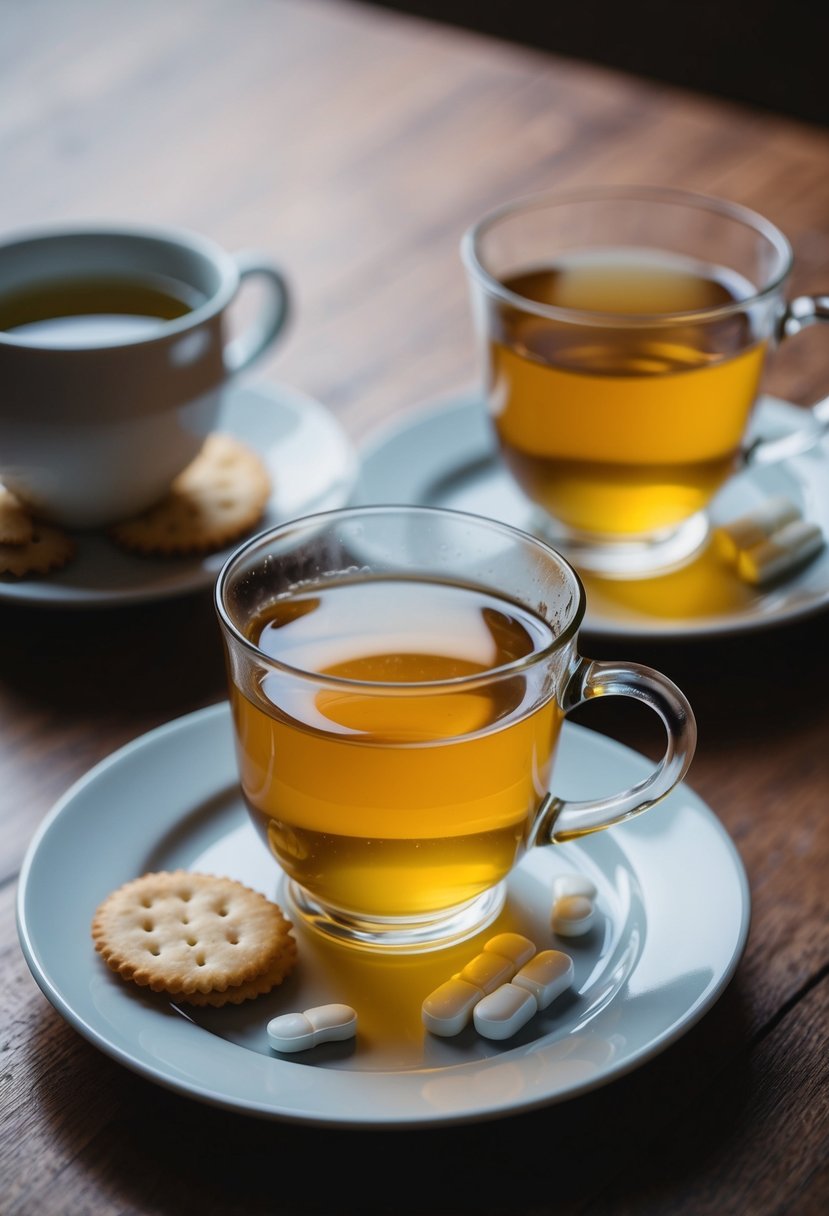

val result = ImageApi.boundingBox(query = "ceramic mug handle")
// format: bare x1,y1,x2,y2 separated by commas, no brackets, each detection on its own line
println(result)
529,659,697,845
224,250,291,374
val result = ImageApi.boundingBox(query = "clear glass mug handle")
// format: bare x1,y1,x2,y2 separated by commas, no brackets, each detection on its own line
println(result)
224,251,291,375
528,659,697,845
744,293,829,468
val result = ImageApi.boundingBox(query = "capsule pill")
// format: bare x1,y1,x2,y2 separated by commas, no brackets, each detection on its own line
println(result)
473,982,537,1040
421,977,483,1037
421,932,536,1037
552,893,595,937
713,496,801,563
474,951,575,1040
267,1003,357,1053
484,933,537,968
736,520,825,585
457,949,519,995
512,950,575,1008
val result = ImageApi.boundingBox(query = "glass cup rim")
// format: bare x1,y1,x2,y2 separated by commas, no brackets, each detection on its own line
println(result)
214,503,586,691
460,183,794,328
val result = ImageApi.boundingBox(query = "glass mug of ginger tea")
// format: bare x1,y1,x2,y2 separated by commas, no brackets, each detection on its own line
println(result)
461,185,828,578
215,505,696,952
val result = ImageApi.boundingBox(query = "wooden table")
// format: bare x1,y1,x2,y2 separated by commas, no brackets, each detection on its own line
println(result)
2,2,827,1211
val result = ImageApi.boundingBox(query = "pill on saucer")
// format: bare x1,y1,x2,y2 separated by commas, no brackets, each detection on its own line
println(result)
473,950,575,1041
456,933,536,996
735,520,825,586
473,982,537,1040
484,932,537,968
421,976,484,1037
712,495,801,563
552,894,595,937
457,949,519,995
512,950,575,1008
267,1003,357,1053
422,932,537,1036
552,873,598,902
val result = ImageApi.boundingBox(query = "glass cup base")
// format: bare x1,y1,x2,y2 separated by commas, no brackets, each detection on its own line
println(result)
532,510,711,580
284,879,508,954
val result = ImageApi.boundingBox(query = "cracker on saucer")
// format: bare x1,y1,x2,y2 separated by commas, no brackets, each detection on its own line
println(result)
178,937,299,1007
0,520,76,577
108,433,272,557
91,870,296,1002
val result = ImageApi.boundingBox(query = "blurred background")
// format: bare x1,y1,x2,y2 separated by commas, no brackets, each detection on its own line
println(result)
363,0,828,126
3,0,825,439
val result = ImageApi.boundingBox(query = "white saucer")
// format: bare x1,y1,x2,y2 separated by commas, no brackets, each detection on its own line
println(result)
17,702,750,1129
353,389,829,639
0,381,357,609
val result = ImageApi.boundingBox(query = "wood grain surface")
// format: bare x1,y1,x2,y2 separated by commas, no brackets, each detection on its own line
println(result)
1,2,827,1213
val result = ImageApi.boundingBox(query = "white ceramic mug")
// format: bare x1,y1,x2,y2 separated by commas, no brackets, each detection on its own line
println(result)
0,223,290,529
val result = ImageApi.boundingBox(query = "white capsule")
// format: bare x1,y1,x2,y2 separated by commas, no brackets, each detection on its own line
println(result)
454,932,536,996
457,949,518,995
552,894,595,937
713,496,801,563
421,976,483,1037
304,1004,358,1038
512,950,574,1009
422,932,538,1037
552,873,598,902
267,1011,314,1051
473,982,538,1040
267,1003,357,1053
484,932,537,968
735,520,825,586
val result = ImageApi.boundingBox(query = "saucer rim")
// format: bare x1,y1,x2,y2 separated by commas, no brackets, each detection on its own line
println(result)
16,701,751,1128
353,387,829,640
0,380,358,609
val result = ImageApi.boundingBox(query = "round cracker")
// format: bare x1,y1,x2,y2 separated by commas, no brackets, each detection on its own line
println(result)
91,870,294,995
108,433,272,556
177,936,298,1007
0,521,75,576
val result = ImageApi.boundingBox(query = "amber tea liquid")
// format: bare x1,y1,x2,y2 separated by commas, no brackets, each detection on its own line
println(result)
488,250,767,538
230,577,561,920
